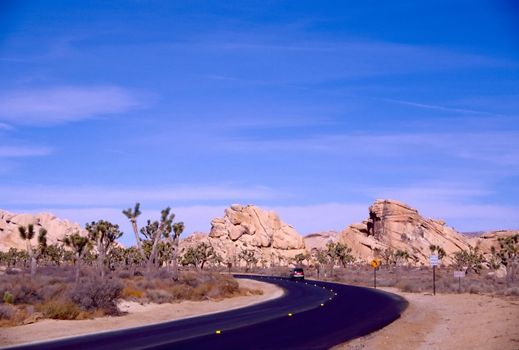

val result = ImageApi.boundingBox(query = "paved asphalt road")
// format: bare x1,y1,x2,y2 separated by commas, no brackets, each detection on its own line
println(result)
6,275,407,350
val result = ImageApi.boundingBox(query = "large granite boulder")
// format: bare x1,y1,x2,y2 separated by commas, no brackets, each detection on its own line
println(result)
0,209,85,251
337,199,473,265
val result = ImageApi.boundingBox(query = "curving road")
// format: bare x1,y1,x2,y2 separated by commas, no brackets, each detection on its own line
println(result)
6,275,407,350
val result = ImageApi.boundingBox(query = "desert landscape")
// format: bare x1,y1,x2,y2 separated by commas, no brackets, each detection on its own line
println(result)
1,199,518,348
1,1,518,349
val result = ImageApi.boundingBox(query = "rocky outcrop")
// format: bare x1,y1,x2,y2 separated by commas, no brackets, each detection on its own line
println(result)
0,210,84,251
303,231,340,252
473,230,519,254
338,199,473,265
181,205,306,267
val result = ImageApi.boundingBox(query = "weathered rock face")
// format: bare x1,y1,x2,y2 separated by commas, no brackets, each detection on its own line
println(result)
473,230,519,254
303,231,340,252
183,205,306,267
338,199,473,265
0,209,84,252
210,204,304,250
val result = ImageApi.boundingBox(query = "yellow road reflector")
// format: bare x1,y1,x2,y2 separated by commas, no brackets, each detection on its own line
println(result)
329,297,332,300
335,293,338,296
320,303,324,307
288,313,293,317
215,330,221,334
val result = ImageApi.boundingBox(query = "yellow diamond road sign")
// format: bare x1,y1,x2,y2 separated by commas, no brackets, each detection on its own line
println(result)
371,258,380,268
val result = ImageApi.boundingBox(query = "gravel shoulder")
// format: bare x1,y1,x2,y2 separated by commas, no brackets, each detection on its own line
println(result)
0,279,283,348
334,288,519,350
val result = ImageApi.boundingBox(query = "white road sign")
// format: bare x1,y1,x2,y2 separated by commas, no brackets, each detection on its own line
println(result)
429,255,439,266
453,271,465,278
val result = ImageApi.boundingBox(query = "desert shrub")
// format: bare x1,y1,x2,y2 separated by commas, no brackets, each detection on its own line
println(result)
180,272,200,287
122,286,143,300
193,283,212,300
69,277,123,315
117,270,131,279
218,277,239,295
10,282,44,304
168,284,193,300
3,291,13,304
504,287,519,296
0,304,15,320
146,289,172,304
37,300,81,320
468,284,483,294
396,280,422,293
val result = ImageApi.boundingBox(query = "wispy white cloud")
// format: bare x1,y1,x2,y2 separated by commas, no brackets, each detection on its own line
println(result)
0,145,52,157
0,184,282,206
215,131,519,167
383,98,505,117
0,86,146,126
0,123,13,130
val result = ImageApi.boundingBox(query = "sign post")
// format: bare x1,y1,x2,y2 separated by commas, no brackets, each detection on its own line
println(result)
429,255,439,295
454,270,465,292
370,258,380,288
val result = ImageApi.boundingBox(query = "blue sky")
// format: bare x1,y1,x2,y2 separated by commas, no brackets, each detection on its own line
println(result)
1,1,518,245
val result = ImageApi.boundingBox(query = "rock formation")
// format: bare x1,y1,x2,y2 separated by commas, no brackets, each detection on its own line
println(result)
338,199,474,265
180,204,306,267
303,231,340,251
473,230,519,254
0,209,84,252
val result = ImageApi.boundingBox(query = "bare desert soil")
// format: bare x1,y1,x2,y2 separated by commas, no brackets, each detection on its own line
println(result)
0,279,283,348
335,288,519,350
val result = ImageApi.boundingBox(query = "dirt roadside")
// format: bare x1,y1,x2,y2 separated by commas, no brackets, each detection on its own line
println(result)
333,288,519,350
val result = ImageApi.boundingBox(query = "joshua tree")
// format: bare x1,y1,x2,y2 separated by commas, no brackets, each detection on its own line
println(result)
197,242,217,270
429,244,447,260
171,221,185,280
310,248,329,278
123,203,181,278
86,220,123,278
294,253,306,266
495,234,518,286
18,225,47,280
180,246,198,268
239,249,258,272
453,246,485,275
63,233,91,284
395,249,411,266
381,247,397,270
122,203,145,260
326,242,354,268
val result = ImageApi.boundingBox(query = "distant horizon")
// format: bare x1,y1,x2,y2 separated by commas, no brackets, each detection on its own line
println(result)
1,1,518,247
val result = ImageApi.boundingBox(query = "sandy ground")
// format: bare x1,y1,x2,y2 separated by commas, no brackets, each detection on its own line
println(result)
334,288,519,350
0,279,283,348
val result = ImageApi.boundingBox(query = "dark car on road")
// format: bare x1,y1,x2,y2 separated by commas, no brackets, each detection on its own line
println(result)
289,267,304,280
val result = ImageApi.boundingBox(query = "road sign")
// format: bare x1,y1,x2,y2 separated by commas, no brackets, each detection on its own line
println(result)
454,271,465,278
370,258,380,269
429,255,439,266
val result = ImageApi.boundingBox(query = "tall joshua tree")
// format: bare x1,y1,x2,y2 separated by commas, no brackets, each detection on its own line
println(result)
86,220,123,278
171,221,185,280
123,203,179,277
123,203,145,261
18,225,47,280
63,233,91,284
